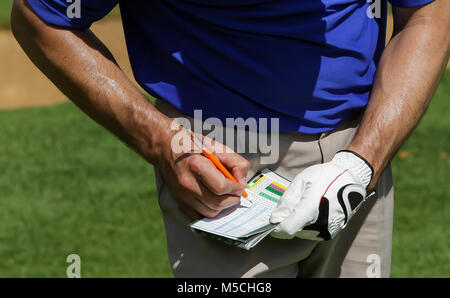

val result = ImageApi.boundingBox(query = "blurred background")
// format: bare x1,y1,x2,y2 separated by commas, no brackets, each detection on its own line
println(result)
0,2,448,277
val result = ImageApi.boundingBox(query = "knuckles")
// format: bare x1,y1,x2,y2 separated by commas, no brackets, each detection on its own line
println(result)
177,173,193,191
240,159,251,171
209,198,228,210
176,153,248,218
187,155,203,173
203,209,221,218
211,196,240,210
212,179,229,195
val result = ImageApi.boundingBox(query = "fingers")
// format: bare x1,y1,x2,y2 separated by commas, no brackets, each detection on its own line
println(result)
188,154,246,197
270,173,317,239
178,201,202,220
214,151,250,189
174,155,243,218
175,173,230,218
270,173,307,224
196,182,242,214
271,201,317,239
181,194,224,219
192,133,250,188
168,134,250,219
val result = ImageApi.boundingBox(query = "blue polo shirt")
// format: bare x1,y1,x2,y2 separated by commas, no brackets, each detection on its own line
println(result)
27,0,434,133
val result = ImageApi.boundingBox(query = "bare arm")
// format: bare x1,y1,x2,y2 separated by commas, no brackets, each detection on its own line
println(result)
347,0,450,190
11,0,249,218
11,0,169,166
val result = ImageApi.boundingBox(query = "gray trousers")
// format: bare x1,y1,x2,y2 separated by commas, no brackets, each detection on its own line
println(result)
154,99,394,277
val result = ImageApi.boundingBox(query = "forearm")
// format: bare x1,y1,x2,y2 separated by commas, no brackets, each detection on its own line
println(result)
11,0,171,166
347,2,450,190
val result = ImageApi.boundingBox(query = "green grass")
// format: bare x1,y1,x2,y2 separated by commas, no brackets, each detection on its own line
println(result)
0,0,13,28
0,103,172,277
0,0,447,278
390,70,450,277
0,71,448,277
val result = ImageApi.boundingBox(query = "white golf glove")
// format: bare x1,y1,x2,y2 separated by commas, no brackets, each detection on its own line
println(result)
270,150,374,241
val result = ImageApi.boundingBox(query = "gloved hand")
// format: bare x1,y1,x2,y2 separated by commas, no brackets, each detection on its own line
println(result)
270,150,374,241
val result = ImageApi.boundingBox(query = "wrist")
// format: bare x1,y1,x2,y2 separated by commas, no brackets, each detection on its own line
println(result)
346,141,386,190
126,106,175,168
332,150,374,189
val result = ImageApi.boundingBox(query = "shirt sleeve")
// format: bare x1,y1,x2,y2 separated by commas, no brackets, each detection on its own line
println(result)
388,0,435,8
26,0,120,30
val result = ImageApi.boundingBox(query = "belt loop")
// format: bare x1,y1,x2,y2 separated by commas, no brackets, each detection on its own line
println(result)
318,132,327,164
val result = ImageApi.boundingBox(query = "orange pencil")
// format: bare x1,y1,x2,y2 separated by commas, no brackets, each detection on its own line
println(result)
189,131,251,202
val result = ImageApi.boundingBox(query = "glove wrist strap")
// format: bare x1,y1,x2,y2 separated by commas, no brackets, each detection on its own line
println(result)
332,150,374,189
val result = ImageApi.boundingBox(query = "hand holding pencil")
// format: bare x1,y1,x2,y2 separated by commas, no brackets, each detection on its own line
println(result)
153,121,251,219
189,131,252,204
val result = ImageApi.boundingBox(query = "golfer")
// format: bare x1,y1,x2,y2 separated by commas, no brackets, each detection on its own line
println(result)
11,0,449,277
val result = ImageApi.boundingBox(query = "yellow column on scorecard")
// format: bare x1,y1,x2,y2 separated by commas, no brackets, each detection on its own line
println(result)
248,175,266,190
272,181,287,190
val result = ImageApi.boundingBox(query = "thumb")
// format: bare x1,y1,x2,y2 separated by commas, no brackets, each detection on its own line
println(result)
270,173,307,224
272,200,316,239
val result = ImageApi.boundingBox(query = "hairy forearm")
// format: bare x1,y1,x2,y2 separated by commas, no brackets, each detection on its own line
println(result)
348,2,450,190
11,0,171,166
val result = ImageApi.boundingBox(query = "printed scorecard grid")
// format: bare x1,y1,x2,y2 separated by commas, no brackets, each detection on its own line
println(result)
259,181,287,203
191,169,290,239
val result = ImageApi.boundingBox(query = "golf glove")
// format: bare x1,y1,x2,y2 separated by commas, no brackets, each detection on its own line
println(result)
270,150,374,241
